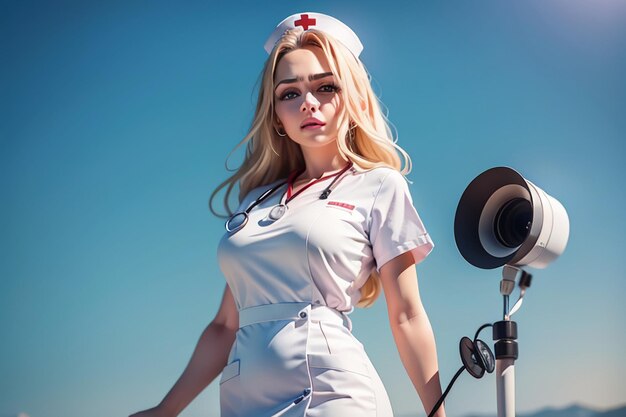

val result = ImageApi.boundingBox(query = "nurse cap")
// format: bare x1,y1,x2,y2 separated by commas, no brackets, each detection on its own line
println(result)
263,12,364,58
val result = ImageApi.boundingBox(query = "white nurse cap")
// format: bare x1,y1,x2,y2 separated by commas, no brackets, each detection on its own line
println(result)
263,12,364,58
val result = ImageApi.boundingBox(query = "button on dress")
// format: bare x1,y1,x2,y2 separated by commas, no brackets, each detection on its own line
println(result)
217,165,434,417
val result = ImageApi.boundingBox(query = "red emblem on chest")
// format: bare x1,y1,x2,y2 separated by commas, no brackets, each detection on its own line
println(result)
327,201,355,211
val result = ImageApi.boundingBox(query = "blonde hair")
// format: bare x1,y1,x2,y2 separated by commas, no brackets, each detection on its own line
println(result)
209,27,412,308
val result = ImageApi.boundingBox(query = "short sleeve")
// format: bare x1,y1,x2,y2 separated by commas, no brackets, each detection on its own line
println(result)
369,170,434,272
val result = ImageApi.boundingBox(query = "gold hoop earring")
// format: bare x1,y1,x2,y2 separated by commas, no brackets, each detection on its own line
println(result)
275,126,287,137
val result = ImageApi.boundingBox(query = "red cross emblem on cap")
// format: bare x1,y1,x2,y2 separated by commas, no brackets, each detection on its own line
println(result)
294,14,317,30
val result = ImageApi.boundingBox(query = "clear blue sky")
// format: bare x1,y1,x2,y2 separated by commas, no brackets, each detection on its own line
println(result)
1,1,624,417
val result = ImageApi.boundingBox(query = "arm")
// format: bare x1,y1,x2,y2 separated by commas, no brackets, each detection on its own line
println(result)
130,284,239,417
379,252,446,417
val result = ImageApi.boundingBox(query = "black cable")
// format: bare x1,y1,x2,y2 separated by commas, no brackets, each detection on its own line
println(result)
426,323,493,417
427,366,465,417
474,323,493,342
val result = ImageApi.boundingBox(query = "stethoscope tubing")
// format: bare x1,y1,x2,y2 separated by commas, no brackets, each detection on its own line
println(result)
225,161,353,234
225,180,288,233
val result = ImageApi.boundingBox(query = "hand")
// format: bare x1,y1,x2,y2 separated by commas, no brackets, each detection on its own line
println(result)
128,405,172,417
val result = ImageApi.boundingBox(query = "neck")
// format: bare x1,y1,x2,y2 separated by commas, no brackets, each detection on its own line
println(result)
298,144,349,180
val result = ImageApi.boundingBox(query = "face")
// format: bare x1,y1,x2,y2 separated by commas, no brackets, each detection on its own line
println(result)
273,45,343,149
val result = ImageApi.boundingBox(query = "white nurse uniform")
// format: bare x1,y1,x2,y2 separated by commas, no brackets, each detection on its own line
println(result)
216,164,434,416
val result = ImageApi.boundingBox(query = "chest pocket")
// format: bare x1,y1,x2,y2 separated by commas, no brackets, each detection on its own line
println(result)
308,203,368,252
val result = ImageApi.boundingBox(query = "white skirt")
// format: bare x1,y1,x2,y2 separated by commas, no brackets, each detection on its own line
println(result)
219,302,394,416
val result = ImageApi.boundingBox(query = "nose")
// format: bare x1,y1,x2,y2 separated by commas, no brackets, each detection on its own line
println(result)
300,92,320,112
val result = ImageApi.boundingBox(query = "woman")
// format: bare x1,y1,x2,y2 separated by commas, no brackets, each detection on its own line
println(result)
130,12,446,417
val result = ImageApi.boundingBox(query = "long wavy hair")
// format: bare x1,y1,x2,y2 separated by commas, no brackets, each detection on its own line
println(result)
209,26,413,308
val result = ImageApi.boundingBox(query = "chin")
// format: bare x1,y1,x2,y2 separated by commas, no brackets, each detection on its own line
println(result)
294,136,337,147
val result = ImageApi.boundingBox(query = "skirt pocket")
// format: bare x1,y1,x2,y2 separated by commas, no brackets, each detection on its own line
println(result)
219,359,242,417
219,359,240,384
307,353,377,414
308,352,369,377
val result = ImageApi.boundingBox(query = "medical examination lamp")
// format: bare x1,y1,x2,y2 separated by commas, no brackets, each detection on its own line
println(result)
452,166,570,417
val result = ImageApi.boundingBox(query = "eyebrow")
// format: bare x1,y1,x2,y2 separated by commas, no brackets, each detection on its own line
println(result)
274,72,334,91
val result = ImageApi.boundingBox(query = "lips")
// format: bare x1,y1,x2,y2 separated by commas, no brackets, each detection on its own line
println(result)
301,118,326,128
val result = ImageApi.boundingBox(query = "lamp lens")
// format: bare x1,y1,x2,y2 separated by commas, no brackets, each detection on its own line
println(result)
494,198,532,248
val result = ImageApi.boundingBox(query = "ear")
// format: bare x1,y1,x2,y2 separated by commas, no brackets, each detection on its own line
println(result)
359,99,367,112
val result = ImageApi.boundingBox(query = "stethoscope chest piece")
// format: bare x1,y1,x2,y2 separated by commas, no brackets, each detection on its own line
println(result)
268,204,288,220
225,212,249,234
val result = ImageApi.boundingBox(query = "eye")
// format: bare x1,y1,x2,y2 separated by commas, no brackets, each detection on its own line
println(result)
319,83,341,93
277,83,341,101
278,90,298,101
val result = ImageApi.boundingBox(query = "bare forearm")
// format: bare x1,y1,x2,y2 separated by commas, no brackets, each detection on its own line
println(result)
390,312,446,417
159,322,236,416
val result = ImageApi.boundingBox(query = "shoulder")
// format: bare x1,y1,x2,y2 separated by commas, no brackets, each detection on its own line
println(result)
239,178,285,208
353,165,408,194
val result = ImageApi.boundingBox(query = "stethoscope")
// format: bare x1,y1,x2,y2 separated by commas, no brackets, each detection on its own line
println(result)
225,161,354,234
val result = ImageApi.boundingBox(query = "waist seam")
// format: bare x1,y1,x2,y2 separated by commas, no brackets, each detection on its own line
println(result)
238,302,352,331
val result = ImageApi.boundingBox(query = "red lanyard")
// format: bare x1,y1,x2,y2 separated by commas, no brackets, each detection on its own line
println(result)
284,161,353,204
